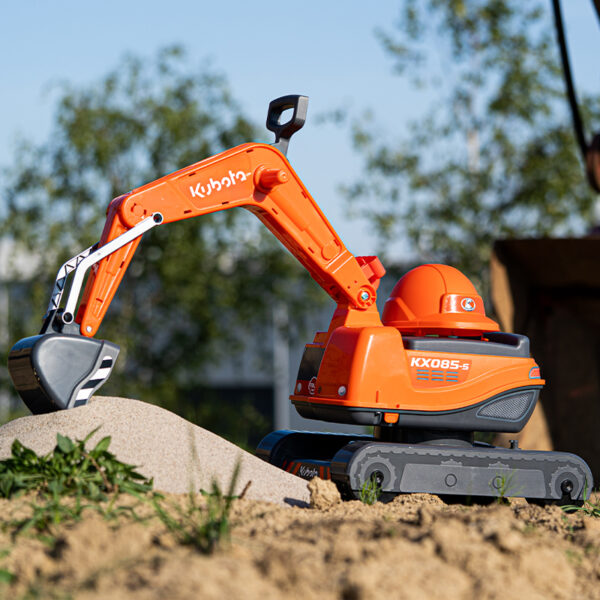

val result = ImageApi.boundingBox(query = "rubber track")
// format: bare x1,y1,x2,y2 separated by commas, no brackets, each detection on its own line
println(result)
332,442,593,502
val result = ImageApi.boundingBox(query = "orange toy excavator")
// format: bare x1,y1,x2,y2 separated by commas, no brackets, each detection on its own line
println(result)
8,95,592,504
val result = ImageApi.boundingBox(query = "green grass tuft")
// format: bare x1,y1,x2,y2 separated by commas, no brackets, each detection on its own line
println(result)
562,497,600,518
0,428,153,500
153,461,247,554
0,429,154,537
359,474,382,505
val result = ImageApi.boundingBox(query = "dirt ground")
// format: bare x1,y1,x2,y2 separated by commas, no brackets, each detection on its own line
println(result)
0,482,598,600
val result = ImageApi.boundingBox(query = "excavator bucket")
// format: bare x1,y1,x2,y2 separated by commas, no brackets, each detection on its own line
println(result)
6,209,138,415
8,333,119,414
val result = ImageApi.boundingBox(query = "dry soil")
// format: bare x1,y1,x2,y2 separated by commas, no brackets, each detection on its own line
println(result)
0,487,598,600
0,398,598,599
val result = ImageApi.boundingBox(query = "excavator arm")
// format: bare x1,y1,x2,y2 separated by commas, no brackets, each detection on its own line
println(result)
75,140,385,337
8,95,385,414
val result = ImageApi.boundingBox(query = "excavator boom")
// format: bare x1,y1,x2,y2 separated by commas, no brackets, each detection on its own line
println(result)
75,142,384,338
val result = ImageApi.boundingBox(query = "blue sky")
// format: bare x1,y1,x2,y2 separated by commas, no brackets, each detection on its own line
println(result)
1,1,598,259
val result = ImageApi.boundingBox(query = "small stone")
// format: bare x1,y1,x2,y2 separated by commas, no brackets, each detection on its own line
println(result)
584,517,600,533
417,506,436,527
494,529,524,553
308,477,342,509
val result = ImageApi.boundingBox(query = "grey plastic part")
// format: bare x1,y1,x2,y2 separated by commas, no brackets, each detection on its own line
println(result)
292,386,541,433
45,244,95,318
331,440,593,502
266,95,308,155
476,391,532,420
400,463,547,496
8,333,120,413
402,332,530,358
257,430,594,503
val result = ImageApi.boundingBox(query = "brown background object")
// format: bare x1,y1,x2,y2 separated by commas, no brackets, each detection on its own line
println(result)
491,238,600,481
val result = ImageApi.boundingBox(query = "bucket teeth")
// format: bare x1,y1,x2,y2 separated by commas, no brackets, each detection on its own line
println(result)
8,333,120,414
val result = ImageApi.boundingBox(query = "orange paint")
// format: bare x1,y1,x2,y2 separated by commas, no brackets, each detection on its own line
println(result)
73,138,543,423
76,143,384,337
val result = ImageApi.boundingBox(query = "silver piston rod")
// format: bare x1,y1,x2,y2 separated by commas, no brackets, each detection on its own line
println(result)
46,213,163,328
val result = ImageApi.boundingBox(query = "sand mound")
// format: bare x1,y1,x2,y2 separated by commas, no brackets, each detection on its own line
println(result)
0,396,309,506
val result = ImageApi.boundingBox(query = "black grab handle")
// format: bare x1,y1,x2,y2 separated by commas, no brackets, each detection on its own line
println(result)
266,95,308,155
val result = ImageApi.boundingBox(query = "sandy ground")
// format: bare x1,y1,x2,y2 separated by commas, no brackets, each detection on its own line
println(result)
0,486,598,600
0,397,598,599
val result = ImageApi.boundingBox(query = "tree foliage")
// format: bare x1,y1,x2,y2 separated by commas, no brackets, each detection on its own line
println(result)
1,47,323,443
346,0,600,290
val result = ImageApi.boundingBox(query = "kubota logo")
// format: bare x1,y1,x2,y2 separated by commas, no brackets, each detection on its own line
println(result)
299,465,319,478
461,297,476,311
189,170,252,199
308,376,317,395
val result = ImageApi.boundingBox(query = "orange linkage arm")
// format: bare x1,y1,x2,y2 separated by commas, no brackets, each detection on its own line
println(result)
76,142,385,337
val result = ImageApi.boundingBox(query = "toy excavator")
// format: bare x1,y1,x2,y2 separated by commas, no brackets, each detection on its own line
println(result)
8,95,593,504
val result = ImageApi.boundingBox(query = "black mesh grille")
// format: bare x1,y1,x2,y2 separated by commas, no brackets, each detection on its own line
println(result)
477,392,534,421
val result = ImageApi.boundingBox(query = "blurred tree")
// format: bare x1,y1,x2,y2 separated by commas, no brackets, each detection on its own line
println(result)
0,47,324,445
346,0,600,291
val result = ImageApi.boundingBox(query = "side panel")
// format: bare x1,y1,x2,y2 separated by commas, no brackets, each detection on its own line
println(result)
292,325,544,416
